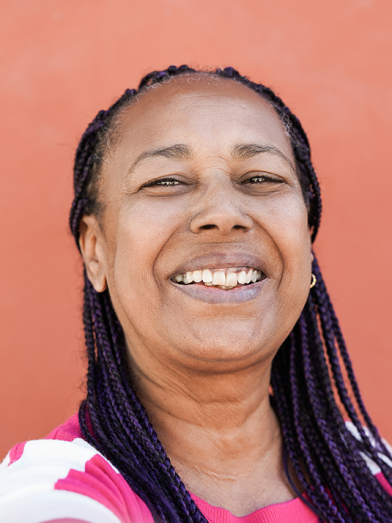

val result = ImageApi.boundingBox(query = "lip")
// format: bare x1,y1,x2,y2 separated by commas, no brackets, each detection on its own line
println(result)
170,252,268,279
171,278,267,304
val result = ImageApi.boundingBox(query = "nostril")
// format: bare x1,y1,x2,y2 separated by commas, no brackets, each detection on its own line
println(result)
200,224,217,230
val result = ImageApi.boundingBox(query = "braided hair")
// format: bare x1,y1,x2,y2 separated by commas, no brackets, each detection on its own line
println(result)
69,65,392,523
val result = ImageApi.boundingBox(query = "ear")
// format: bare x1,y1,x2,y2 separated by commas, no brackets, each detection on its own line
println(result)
78,215,107,293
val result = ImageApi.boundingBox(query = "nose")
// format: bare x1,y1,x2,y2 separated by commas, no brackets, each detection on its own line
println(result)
189,180,253,235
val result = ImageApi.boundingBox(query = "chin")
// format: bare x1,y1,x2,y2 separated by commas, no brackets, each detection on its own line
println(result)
177,325,276,367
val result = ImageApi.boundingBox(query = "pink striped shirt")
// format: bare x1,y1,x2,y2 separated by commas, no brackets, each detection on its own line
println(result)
0,414,391,523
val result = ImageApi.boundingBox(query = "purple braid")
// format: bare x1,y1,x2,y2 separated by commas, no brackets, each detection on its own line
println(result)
301,306,379,521
69,65,392,522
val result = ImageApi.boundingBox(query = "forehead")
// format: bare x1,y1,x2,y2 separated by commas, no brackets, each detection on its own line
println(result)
111,74,293,162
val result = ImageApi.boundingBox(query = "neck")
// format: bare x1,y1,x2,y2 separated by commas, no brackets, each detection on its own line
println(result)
130,351,296,516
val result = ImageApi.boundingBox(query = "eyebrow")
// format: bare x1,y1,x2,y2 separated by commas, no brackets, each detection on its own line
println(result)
128,144,192,174
128,142,294,175
231,143,295,171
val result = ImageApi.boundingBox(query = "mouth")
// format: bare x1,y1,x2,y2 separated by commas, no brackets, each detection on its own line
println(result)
171,267,266,291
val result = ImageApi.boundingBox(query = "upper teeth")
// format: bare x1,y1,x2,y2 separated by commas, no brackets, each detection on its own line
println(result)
173,268,263,289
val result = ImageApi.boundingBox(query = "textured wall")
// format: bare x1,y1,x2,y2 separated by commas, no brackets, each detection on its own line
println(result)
1,0,391,458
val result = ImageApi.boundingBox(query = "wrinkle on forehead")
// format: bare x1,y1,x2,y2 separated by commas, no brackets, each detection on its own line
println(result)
116,77,290,147
116,74,274,127
89,74,308,236
99,73,295,185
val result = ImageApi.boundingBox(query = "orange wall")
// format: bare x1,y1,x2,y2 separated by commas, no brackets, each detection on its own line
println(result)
1,0,391,458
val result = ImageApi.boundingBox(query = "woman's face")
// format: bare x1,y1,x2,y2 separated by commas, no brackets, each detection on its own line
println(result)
81,75,312,373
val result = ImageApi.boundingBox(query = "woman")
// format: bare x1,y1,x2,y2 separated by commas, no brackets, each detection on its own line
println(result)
1,65,391,523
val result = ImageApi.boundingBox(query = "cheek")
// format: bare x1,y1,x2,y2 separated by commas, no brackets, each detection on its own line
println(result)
106,199,183,306
262,191,311,261
266,195,312,309
247,190,311,313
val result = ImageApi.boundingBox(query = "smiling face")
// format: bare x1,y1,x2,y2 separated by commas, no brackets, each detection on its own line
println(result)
80,75,313,374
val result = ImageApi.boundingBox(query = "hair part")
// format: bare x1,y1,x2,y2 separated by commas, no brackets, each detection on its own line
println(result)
70,65,392,523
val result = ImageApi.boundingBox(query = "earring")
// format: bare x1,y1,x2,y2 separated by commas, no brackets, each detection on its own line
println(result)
310,274,317,289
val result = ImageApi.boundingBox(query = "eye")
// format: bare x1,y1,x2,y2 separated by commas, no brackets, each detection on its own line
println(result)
246,174,282,184
143,177,182,188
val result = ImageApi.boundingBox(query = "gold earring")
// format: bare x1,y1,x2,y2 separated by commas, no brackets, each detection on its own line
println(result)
310,273,317,289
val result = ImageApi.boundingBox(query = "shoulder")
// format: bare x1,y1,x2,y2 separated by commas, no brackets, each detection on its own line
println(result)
0,415,154,523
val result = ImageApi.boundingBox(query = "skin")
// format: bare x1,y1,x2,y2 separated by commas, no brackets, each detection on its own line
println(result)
79,75,313,517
